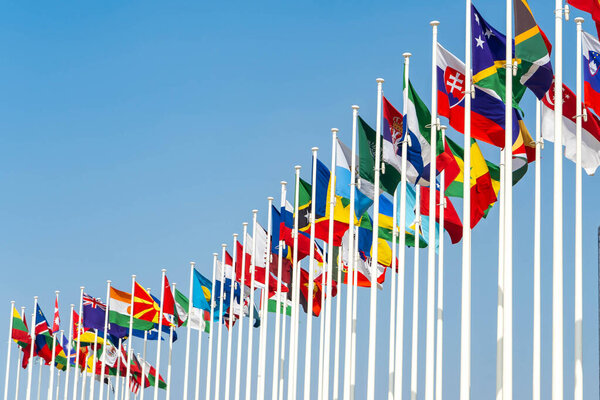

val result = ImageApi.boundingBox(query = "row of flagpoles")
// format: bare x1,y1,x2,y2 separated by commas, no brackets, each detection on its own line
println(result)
4,0,600,399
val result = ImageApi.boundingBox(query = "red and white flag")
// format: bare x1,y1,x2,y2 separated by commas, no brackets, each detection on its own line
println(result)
541,81,600,175
52,295,60,334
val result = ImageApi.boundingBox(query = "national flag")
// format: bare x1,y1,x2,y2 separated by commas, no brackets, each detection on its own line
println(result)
444,136,498,228
108,287,155,332
378,192,426,248
138,357,167,389
234,235,288,294
419,184,463,244
298,267,337,317
11,308,32,368
132,282,174,327
358,116,402,196
583,31,600,114
402,183,441,252
33,305,62,364
514,0,554,99
52,296,60,334
174,289,210,333
335,138,374,216
192,269,215,313
567,0,600,37
82,294,129,339
541,81,600,174
278,199,324,263
267,292,292,316
339,225,387,288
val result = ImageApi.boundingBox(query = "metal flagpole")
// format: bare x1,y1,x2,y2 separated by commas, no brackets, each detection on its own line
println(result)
271,182,287,400
425,20,440,400
225,234,238,400
234,223,248,400
48,291,60,400
278,287,288,400
89,330,98,400
80,354,87,400
574,16,585,400
304,147,318,400
206,255,218,400
16,306,26,400
55,331,63,400
503,0,515,398
460,0,473,398
366,77,385,400
435,126,447,400
63,305,73,400
388,189,399,400
140,327,148,400
193,307,203,400
323,130,338,400
553,1,565,399
166,282,176,400
99,281,112,400
125,274,137,400
245,210,260,400
25,296,36,400
532,99,542,400
410,186,422,400
395,53,411,400
332,191,345,400
153,269,167,400
318,244,327,400
73,288,84,400
183,261,195,400
343,105,359,400
4,301,15,400
214,244,227,400
287,166,302,400
36,349,43,400
115,339,121,400
350,224,359,399
257,197,274,398
497,146,505,400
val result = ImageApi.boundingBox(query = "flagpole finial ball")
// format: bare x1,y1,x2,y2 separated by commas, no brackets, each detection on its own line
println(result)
233,233,238,238
161,269,167,273
80,286,84,290
213,253,218,257
376,78,384,83
268,196,274,201
352,105,359,110
575,17,584,24
132,275,136,279
253,209,259,214
281,180,287,185
403,52,412,58
10,300,14,304
34,296,38,300
295,165,301,170
440,125,447,130
430,20,440,27
70,304,74,307
243,222,248,226
312,147,319,152
331,128,339,134
222,243,227,248
190,262,195,266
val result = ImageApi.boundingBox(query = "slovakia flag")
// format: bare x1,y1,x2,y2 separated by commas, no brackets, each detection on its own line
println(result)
583,31,600,115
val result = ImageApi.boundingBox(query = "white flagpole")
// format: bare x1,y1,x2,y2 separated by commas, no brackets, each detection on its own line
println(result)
4,301,15,400
166,282,176,400
366,77,385,400
234,223,248,400
73,287,84,400
115,339,121,400
63,304,74,400
343,105,359,400
245,210,259,400
99,281,112,400
193,310,203,400
497,147,505,400
350,224,359,399
304,147,319,400
425,20,439,400
79,355,87,400
183,261,195,400
257,197,274,398
395,53,410,399
323,130,338,400
125,274,137,400
140,328,148,400
318,244,327,400
503,0,514,397
25,296,36,400
460,0,473,398
410,185,422,400
553,1,565,399
48,291,60,400
89,329,98,400
287,166,302,400
55,331,63,400
271,181,287,400
533,99,542,400
206,254,218,400
36,351,43,400
435,125,447,400
332,198,344,400
225,234,238,400
214,244,227,400
574,16,584,400
387,188,398,400
153,269,167,400
16,306,26,400
278,290,288,400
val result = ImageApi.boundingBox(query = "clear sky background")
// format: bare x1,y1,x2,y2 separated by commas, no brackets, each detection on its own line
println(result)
1,0,599,399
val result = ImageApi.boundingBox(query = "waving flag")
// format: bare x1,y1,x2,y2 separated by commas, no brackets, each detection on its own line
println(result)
108,287,154,332
568,0,600,36
541,81,600,175
335,138,374,216
52,296,60,334
82,293,129,338
419,183,463,244
583,31,600,114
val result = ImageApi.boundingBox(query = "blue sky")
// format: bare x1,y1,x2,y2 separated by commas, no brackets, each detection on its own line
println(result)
1,0,599,399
